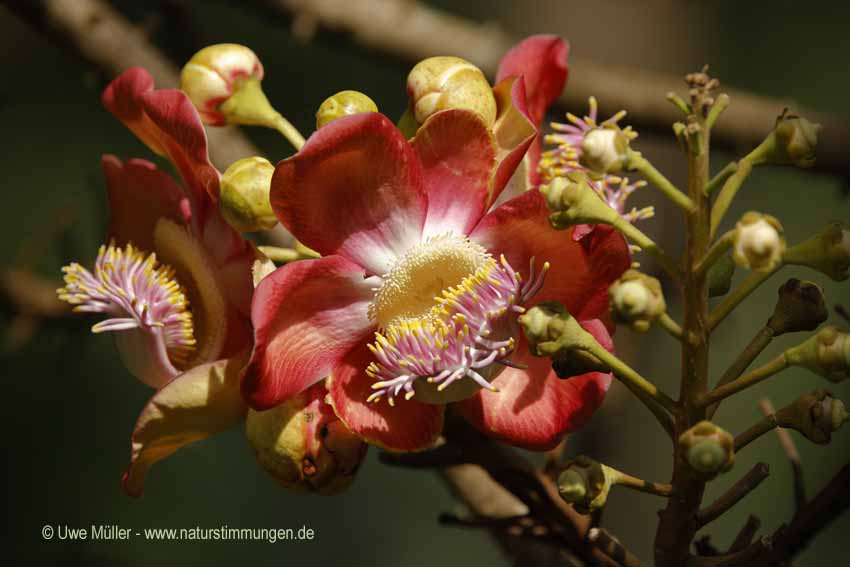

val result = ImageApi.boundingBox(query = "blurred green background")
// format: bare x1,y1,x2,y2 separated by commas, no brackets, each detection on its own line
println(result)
2,1,848,565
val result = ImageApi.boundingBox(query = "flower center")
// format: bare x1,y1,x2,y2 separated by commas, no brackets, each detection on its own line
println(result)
58,241,196,365
369,233,490,328
365,236,548,405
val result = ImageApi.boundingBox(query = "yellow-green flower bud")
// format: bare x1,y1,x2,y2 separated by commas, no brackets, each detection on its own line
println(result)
245,384,367,494
783,222,850,282
557,455,616,514
180,44,264,126
316,90,378,129
786,326,850,383
769,113,821,168
732,212,785,272
406,56,497,127
219,157,277,232
579,127,630,174
679,421,735,476
539,172,619,230
518,301,595,358
609,270,666,333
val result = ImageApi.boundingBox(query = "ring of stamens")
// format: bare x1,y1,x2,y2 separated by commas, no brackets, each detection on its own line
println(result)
57,241,196,365
365,253,548,405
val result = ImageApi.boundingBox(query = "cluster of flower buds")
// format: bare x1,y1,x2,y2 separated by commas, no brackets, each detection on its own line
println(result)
775,389,849,445
316,90,378,129
557,455,617,513
785,325,850,383
784,222,850,281
245,383,368,494
539,172,623,230
405,56,497,128
679,421,735,477
731,212,785,272
609,270,667,333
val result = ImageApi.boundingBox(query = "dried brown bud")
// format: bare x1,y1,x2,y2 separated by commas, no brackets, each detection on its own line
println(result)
767,279,828,336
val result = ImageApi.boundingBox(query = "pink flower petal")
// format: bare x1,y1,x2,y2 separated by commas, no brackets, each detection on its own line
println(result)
490,77,537,204
412,109,496,237
328,341,445,452
102,155,191,251
270,113,427,276
470,189,630,322
102,68,220,209
455,319,613,451
122,356,248,497
496,35,569,127
241,255,378,410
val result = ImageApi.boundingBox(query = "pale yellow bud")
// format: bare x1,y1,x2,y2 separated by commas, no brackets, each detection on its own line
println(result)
787,326,850,383
732,212,785,272
180,44,264,125
407,56,497,127
609,271,666,333
316,90,378,129
220,157,276,232
580,127,630,173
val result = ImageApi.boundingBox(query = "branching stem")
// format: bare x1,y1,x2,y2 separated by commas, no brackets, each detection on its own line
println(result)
698,354,790,408
708,266,780,331
628,151,696,213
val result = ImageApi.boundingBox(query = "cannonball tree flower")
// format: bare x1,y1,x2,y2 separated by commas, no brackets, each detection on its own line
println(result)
58,67,256,496
241,108,631,451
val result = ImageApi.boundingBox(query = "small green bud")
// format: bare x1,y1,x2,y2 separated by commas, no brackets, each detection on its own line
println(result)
767,279,828,336
518,302,595,358
679,421,735,477
707,254,736,298
786,326,850,383
557,469,588,502
769,112,821,167
316,90,378,129
219,157,277,232
579,127,631,174
609,270,667,333
539,172,619,230
557,455,615,514
776,389,848,444
783,222,850,281
732,212,785,272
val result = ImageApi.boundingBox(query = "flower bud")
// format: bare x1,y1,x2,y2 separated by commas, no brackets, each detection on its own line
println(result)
732,212,785,272
609,270,666,333
768,112,821,168
679,421,734,476
518,301,595,358
406,56,497,127
219,157,277,232
766,279,828,336
539,172,619,230
316,90,378,129
776,389,849,444
245,383,367,494
557,455,615,514
785,326,850,383
707,254,736,298
180,44,264,126
579,127,630,174
783,222,850,281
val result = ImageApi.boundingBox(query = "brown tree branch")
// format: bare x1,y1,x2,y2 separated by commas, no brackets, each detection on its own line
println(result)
267,0,850,179
695,463,770,529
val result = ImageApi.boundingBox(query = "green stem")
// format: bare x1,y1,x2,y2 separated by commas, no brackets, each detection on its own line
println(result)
628,151,696,213
709,139,773,238
708,266,780,332
610,216,681,280
658,312,684,341
694,230,734,276
697,354,790,408
705,93,730,130
614,469,674,498
705,161,738,196
272,114,306,151
734,413,779,452
706,326,774,419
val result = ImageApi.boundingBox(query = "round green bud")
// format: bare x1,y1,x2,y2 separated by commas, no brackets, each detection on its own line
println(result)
679,421,735,477
316,90,378,129
557,469,588,503
687,439,728,474
219,157,277,233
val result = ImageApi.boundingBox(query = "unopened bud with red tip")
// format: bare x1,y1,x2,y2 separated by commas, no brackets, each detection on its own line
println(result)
180,44,264,126
785,326,850,383
245,382,367,494
557,455,616,514
540,172,620,230
579,127,630,174
609,270,666,333
316,90,378,129
732,212,785,272
406,56,497,127
220,157,276,232
783,222,850,281
680,421,735,476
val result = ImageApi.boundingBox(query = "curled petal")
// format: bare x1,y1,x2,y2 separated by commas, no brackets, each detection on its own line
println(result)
455,319,612,450
102,156,190,251
491,77,537,204
496,35,569,126
470,189,630,323
413,109,497,237
241,255,377,410
122,356,248,497
328,342,445,452
102,67,220,207
270,113,427,276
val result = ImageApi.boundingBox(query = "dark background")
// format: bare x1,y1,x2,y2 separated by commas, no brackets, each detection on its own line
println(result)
2,1,849,565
